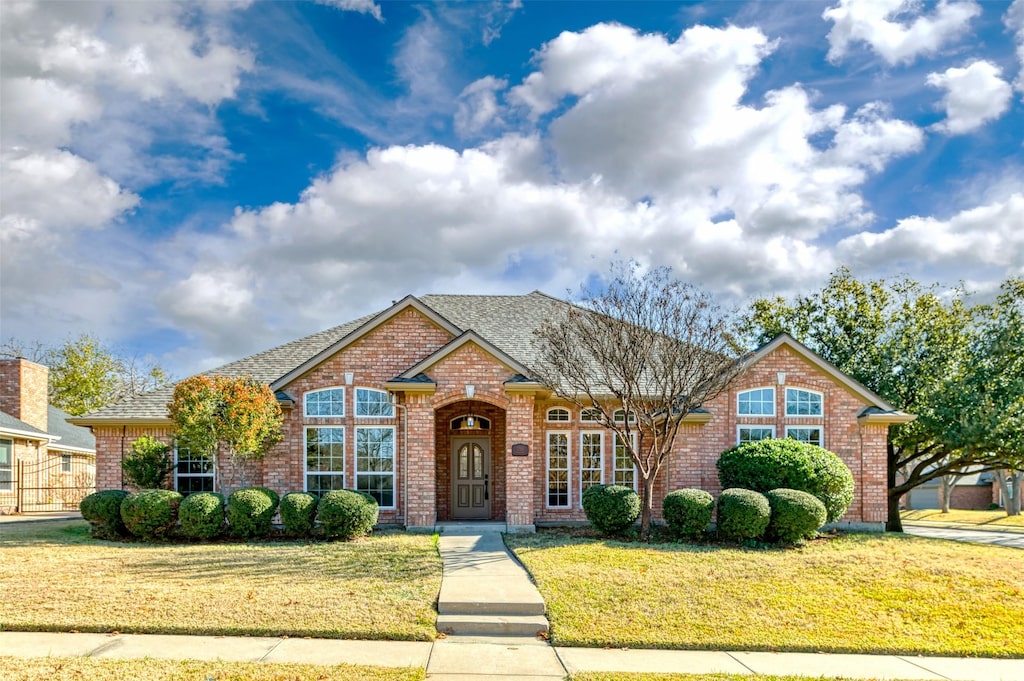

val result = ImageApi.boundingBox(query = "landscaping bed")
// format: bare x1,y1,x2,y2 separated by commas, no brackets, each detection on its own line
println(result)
506,530,1024,657
0,521,441,641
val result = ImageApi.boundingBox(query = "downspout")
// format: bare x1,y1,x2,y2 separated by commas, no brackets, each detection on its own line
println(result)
389,393,408,525
121,425,126,490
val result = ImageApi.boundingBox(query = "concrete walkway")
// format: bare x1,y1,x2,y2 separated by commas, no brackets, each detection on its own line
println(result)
903,524,1024,548
4,631,1024,680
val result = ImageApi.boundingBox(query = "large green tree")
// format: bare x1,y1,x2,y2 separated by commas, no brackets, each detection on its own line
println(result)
742,268,1018,531
167,375,284,493
0,334,170,415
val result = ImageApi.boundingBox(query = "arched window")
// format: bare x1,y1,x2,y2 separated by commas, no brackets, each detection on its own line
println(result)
613,409,637,423
580,407,602,422
356,388,394,417
546,407,570,422
737,388,774,416
304,387,345,417
785,388,823,416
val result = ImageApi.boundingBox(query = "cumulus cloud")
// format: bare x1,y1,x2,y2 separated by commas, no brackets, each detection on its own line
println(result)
1006,0,1024,93
926,60,1013,134
823,0,981,65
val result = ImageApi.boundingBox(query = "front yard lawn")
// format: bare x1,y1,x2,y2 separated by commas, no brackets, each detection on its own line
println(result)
1,657,424,681
902,508,1024,531
506,531,1024,658
0,521,441,640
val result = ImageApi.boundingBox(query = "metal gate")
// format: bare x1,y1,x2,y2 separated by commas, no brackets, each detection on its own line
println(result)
16,456,95,512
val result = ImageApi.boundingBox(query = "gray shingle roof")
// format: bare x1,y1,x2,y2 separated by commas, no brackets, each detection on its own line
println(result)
0,410,49,438
47,406,96,452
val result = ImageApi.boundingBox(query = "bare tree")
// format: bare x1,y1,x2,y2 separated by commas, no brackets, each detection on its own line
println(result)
531,262,744,541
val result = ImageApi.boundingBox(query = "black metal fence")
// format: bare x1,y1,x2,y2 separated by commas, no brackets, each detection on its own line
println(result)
16,456,95,512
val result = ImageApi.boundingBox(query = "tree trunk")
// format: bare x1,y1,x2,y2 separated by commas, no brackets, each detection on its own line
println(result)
940,475,953,513
1011,472,1023,516
999,470,1022,516
887,491,904,532
639,474,655,542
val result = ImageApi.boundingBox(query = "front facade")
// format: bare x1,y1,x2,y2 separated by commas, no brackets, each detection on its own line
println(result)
76,293,911,530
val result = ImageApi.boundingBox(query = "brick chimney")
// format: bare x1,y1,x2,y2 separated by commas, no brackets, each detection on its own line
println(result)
0,358,49,432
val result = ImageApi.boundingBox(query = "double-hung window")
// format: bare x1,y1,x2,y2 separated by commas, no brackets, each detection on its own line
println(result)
356,426,395,507
580,432,604,494
546,432,570,508
0,439,12,492
306,426,345,495
786,426,823,447
738,426,774,444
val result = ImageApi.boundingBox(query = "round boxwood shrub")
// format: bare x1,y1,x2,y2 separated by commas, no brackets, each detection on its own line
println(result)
80,489,129,539
716,488,770,542
251,486,280,508
663,488,714,538
765,488,827,544
120,489,182,540
178,492,225,540
227,487,277,539
716,439,854,523
280,492,318,537
316,489,379,540
581,484,641,535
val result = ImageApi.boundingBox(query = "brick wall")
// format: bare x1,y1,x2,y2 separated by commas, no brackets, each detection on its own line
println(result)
0,358,49,431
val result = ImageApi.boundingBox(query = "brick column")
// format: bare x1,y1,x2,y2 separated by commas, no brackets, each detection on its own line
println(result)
859,423,888,525
505,393,536,532
405,394,437,531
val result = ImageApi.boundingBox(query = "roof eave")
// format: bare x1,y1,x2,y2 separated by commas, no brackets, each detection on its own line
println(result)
857,411,917,425
67,417,175,428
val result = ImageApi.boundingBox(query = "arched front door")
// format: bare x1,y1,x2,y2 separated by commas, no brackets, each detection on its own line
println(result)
451,437,490,520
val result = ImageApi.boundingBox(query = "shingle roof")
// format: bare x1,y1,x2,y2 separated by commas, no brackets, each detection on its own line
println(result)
47,406,95,452
0,410,49,439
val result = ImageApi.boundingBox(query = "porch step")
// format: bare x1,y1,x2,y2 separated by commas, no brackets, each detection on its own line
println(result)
438,578,546,616
436,614,549,637
435,522,507,534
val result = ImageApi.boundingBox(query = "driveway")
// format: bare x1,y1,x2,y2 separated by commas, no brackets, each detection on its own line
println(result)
903,524,1024,548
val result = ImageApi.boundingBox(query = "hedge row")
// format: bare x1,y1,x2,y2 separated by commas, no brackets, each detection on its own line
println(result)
80,487,378,542
661,486,827,543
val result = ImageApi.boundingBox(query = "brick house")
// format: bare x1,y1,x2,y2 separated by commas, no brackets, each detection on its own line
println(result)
1,359,96,513
73,293,912,531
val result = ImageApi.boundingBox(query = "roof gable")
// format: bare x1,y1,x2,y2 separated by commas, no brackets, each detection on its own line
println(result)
397,330,536,380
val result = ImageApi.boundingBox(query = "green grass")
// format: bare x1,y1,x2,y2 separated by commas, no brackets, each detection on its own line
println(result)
0,656,425,681
506,531,1024,657
902,508,1024,531
0,521,441,640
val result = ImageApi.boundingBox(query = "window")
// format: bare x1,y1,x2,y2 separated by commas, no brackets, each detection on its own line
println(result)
546,407,570,422
0,439,12,492
786,426,823,447
786,388,822,416
580,432,604,493
60,454,72,473
581,408,602,422
175,443,214,495
738,388,774,415
306,427,345,495
304,387,345,417
738,426,774,444
356,427,395,507
613,409,637,424
355,388,393,418
546,432,570,508
614,433,637,490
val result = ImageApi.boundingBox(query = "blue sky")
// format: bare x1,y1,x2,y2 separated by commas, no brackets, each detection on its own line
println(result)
2,0,1022,377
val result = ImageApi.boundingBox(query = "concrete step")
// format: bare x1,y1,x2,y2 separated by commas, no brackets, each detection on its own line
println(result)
436,522,508,534
436,614,549,637
438,578,546,616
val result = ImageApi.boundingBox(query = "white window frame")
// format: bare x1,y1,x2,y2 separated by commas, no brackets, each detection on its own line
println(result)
304,426,346,495
786,426,823,447
355,426,396,509
738,388,775,416
580,407,602,423
60,454,72,473
355,387,394,418
174,442,214,495
613,432,638,490
546,431,571,509
737,426,775,444
613,409,637,424
580,431,604,495
785,388,823,416
546,407,570,422
304,387,345,417
0,438,12,492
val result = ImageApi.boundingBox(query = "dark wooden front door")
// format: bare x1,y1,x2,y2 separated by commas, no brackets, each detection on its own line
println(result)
451,437,490,520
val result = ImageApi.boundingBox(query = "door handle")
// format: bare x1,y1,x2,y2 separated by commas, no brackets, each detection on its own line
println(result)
484,473,489,501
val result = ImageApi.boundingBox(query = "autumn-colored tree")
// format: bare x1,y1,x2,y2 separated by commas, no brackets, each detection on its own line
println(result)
167,375,283,493
531,262,744,541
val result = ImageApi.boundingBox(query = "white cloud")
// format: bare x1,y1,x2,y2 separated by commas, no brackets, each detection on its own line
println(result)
823,0,981,65
455,76,508,138
926,60,1013,134
315,0,383,22
1005,0,1024,93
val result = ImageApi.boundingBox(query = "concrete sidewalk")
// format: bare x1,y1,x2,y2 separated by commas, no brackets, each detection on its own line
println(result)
903,524,1024,548
3,631,1024,680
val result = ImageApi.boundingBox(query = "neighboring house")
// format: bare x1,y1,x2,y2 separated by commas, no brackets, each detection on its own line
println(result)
903,471,1000,511
0,359,96,513
73,293,912,531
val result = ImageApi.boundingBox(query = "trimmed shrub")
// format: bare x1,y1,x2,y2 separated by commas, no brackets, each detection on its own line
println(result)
765,488,827,543
663,488,714,538
280,492,318,537
717,439,855,523
716,488,770,541
120,435,174,489
581,484,641,534
178,492,225,540
316,489,379,540
80,489,129,539
120,489,182,540
252,486,280,508
227,488,277,539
